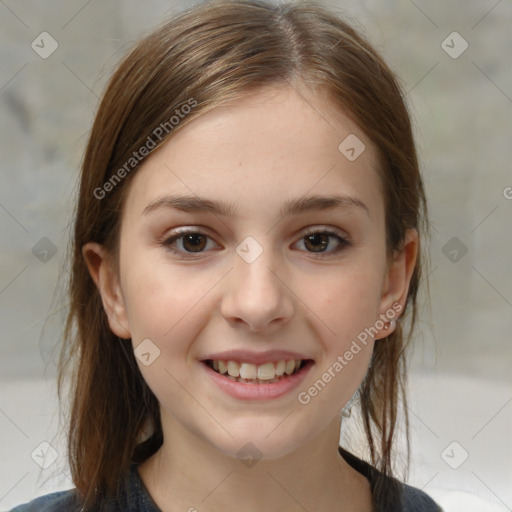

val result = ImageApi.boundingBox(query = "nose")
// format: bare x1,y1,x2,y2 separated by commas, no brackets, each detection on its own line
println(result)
220,243,294,333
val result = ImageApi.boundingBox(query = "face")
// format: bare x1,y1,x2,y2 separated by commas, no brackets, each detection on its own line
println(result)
85,84,417,461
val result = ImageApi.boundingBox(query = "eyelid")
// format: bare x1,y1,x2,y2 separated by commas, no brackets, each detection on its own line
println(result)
162,227,220,255
294,227,352,257
164,225,350,241
301,225,351,242
162,225,351,258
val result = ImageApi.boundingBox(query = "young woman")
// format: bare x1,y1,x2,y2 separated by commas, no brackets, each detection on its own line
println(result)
11,1,441,510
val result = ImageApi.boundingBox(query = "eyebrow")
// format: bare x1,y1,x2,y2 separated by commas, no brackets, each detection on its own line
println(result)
142,193,369,218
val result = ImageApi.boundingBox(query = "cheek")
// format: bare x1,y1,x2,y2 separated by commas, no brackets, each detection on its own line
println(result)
308,259,384,399
119,250,219,354
301,276,377,412
317,263,384,341
125,274,196,340
120,259,212,406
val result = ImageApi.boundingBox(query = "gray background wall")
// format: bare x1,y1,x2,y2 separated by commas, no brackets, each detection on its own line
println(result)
1,0,510,381
0,0,511,509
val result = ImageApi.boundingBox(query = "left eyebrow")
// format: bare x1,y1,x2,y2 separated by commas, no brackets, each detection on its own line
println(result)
142,193,369,218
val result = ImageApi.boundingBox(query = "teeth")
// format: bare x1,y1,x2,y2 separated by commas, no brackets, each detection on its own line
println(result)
239,363,257,379
285,360,295,375
209,359,305,381
257,363,275,380
227,361,240,377
275,360,285,376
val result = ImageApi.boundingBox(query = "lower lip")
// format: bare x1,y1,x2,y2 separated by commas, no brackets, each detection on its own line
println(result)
202,360,314,401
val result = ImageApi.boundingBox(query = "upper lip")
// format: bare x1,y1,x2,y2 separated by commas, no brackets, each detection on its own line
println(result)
201,350,313,365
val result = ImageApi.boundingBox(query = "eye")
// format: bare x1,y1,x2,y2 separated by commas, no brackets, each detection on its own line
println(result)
162,227,351,258
294,228,351,256
163,229,219,257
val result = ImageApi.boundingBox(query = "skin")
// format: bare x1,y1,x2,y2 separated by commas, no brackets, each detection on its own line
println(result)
84,82,418,512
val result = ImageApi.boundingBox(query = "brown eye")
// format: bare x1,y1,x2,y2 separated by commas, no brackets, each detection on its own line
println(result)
303,233,330,252
181,233,207,252
163,228,350,259
295,229,351,256
164,230,217,256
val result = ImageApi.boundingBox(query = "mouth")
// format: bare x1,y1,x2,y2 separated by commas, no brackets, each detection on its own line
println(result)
202,358,313,384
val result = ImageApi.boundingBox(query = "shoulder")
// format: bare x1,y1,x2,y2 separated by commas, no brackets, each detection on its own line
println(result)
7,465,160,512
338,447,442,512
400,482,443,511
370,472,442,511
7,489,81,512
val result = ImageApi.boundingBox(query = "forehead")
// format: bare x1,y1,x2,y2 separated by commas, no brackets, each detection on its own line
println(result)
122,84,384,222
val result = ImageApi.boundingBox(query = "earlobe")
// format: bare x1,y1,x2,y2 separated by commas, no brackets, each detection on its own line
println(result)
82,242,131,339
376,229,419,338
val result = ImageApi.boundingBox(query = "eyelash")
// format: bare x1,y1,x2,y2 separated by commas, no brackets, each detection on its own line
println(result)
162,227,351,259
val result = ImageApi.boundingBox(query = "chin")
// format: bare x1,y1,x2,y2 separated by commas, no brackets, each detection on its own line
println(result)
204,419,316,463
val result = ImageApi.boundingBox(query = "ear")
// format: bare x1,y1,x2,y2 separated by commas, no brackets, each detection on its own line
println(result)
375,228,419,339
82,242,131,339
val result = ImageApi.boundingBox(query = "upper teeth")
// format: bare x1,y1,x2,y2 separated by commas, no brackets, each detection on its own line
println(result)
211,359,303,380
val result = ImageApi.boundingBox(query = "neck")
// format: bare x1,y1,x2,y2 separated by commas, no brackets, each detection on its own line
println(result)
138,413,371,512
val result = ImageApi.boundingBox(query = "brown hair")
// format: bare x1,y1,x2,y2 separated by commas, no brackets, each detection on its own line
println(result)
59,0,430,509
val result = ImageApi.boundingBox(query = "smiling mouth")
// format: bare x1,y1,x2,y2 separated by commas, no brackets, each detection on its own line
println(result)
203,359,312,384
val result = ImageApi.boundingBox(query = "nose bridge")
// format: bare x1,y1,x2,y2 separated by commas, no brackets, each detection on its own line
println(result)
221,234,293,331
235,235,281,299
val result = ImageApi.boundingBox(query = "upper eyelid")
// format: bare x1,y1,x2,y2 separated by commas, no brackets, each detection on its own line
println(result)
164,226,350,252
166,225,349,241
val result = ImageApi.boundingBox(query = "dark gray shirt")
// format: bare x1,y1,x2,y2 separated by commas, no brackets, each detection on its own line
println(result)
9,448,442,511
